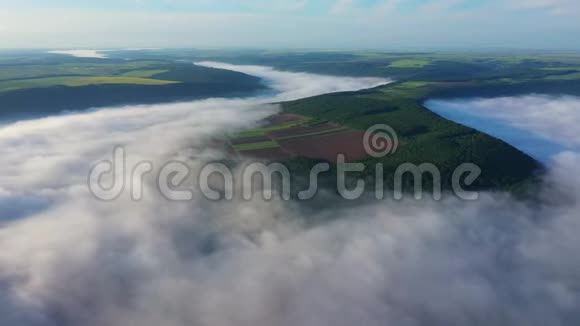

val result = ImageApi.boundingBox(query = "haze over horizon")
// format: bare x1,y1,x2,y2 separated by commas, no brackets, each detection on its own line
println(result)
1,0,580,50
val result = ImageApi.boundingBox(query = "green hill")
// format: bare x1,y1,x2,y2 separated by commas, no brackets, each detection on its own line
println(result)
272,82,542,194
0,60,266,119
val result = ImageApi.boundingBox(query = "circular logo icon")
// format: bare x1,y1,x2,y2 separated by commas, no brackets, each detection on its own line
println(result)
363,124,399,158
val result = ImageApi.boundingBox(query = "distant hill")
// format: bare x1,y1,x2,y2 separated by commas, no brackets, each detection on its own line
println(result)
0,60,266,120
233,82,543,194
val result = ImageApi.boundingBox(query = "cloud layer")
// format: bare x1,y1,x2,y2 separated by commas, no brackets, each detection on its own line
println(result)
47,50,108,59
0,63,388,219
196,61,388,101
1,66,580,326
426,95,580,161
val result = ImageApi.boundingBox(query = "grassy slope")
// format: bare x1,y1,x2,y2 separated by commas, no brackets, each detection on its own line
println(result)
237,119,314,138
0,61,163,81
0,76,177,92
233,141,280,151
387,59,431,68
167,50,574,191
280,82,542,191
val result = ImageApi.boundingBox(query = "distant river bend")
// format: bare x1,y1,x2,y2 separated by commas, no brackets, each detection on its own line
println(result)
424,97,580,164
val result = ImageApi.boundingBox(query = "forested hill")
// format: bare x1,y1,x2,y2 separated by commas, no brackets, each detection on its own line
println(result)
276,82,541,193
0,58,266,120
229,79,542,194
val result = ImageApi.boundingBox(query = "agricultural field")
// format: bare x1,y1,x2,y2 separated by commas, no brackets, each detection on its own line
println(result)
232,114,368,162
230,78,543,192
0,53,265,118
0,58,262,92
0,76,178,93
387,59,431,68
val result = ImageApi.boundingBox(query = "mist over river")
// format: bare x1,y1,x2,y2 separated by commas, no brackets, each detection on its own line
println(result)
425,95,580,163
1,66,580,326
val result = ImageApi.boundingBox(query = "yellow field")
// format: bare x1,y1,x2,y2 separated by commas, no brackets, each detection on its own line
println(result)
0,76,179,92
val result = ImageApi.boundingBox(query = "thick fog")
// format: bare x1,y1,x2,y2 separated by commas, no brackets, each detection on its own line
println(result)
47,50,108,59
427,95,580,148
426,95,580,161
1,66,579,326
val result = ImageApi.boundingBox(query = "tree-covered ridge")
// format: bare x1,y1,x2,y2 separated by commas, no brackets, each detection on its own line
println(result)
0,56,266,119
278,81,542,192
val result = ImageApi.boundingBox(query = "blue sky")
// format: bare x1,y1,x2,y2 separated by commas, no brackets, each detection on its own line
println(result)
0,0,579,50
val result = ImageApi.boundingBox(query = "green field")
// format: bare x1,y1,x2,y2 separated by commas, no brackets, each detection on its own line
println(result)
274,127,348,140
233,141,280,151
541,67,580,71
387,59,431,68
0,61,179,92
0,76,178,92
0,61,164,81
237,119,315,138
120,69,169,78
0,54,266,117
279,74,544,192
545,72,580,80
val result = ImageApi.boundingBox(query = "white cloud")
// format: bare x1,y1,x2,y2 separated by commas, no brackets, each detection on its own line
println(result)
330,0,356,14
0,63,580,325
196,61,389,101
509,0,580,15
429,95,580,149
47,50,108,59
0,64,394,325
2,142,580,325
0,63,389,214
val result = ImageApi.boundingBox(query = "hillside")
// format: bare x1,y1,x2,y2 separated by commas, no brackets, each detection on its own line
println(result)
233,82,542,193
0,57,266,119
